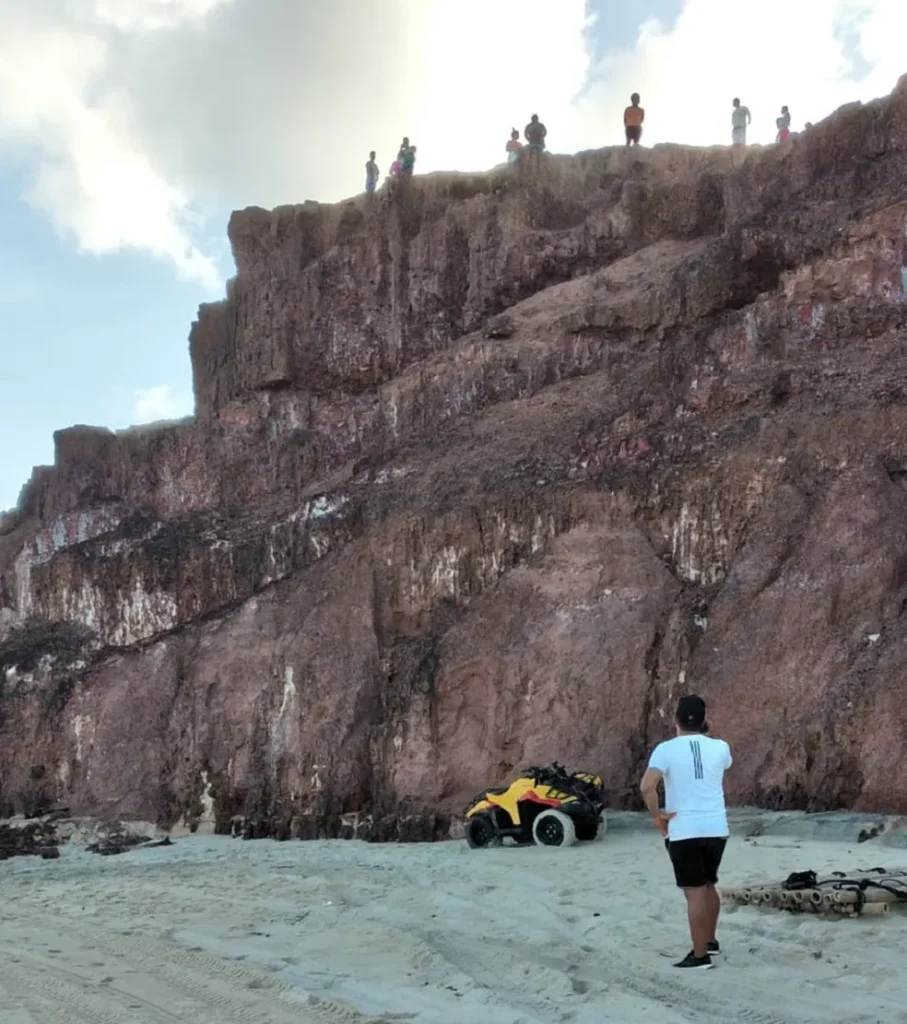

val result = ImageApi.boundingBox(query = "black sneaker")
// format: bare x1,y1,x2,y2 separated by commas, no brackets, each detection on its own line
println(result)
674,952,714,970
681,943,720,959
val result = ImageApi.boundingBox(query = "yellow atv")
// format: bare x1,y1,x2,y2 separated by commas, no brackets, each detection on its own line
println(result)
463,762,607,849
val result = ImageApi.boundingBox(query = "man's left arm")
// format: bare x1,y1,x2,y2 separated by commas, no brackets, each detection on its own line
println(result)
641,767,675,836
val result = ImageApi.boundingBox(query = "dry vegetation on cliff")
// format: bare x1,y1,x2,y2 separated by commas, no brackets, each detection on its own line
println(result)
3,80,907,834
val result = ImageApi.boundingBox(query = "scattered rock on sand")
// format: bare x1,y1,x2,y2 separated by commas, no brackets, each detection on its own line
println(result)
0,814,174,859
0,819,59,860
87,827,161,856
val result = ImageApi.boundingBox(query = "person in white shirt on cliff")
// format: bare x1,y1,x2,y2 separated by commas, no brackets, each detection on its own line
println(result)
641,694,732,971
731,97,752,145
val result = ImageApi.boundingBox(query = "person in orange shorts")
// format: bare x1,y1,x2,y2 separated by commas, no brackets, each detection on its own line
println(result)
624,93,645,146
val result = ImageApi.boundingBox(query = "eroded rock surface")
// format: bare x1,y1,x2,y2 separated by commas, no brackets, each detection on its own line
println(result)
4,81,907,836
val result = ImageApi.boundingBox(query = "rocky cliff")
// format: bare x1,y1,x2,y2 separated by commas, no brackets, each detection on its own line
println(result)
4,81,907,838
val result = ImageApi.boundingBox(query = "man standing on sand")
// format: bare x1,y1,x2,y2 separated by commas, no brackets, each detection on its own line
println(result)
624,93,644,146
365,151,379,194
731,98,751,145
641,695,732,971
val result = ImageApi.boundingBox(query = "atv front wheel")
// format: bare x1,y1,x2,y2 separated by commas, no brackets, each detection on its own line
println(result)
532,809,577,848
465,812,503,849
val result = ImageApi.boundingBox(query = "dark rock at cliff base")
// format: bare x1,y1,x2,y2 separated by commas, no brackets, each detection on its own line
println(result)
86,834,172,855
5,81,907,837
87,831,154,856
0,820,59,860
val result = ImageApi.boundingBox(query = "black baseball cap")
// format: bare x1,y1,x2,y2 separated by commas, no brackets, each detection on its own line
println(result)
676,694,707,731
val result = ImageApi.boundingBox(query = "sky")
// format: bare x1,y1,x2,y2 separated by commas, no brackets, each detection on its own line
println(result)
0,0,905,512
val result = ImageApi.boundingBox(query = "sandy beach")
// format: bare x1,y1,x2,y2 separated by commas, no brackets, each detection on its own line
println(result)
2,813,906,1023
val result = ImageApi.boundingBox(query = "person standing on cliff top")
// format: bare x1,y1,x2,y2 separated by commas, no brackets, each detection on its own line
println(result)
776,106,791,143
624,93,645,146
731,98,751,145
398,137,416,175
506,128,523,163
641,695,732,971
365,151,379,194
524,114,547,152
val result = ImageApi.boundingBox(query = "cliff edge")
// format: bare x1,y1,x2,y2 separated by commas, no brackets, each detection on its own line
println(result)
3,80,907,837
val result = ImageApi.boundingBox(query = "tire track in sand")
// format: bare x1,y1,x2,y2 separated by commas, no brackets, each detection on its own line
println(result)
0,954,157,1024
2,904,395,1024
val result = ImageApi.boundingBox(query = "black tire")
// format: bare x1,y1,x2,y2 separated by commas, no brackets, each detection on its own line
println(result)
575,818,599,842
532,809,577,847
576,813,607,841
465,812,503,849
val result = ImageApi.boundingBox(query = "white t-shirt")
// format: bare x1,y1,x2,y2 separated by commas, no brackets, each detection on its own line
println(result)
647,734,732,841
732,106,750,128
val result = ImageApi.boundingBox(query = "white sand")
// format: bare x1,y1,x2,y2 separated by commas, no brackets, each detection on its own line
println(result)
1,815,906,1023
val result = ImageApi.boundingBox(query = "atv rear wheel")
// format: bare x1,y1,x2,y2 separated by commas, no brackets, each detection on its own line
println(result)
532,809,577,848
465,812,503,849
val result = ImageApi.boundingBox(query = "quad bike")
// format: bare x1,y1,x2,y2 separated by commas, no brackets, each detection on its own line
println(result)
463,762,607,849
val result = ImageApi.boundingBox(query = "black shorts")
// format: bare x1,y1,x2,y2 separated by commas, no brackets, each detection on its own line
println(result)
666,837,727,888
625,125,642,143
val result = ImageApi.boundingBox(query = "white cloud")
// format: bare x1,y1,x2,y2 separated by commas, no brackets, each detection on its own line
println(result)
0,0,591,270
0,0,905,294
571,0,907,150
400,0,591,171
132,385,193,423
110,0,592,204
0,0,228,290
90,0,227,32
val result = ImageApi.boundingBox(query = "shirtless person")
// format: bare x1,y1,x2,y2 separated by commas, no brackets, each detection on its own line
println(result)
641,695,732,970
624,93,644,146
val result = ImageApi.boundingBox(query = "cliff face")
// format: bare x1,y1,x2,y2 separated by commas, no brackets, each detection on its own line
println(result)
4,82,907,837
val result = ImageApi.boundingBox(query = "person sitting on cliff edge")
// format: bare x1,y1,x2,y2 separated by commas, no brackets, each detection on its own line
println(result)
506,128,523,164
624,93,645,146
524,114,547,153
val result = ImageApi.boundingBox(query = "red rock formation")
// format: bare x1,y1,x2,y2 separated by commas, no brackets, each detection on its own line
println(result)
4,81,907,836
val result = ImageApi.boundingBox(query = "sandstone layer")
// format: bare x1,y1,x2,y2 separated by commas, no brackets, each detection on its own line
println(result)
4,82,907,838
